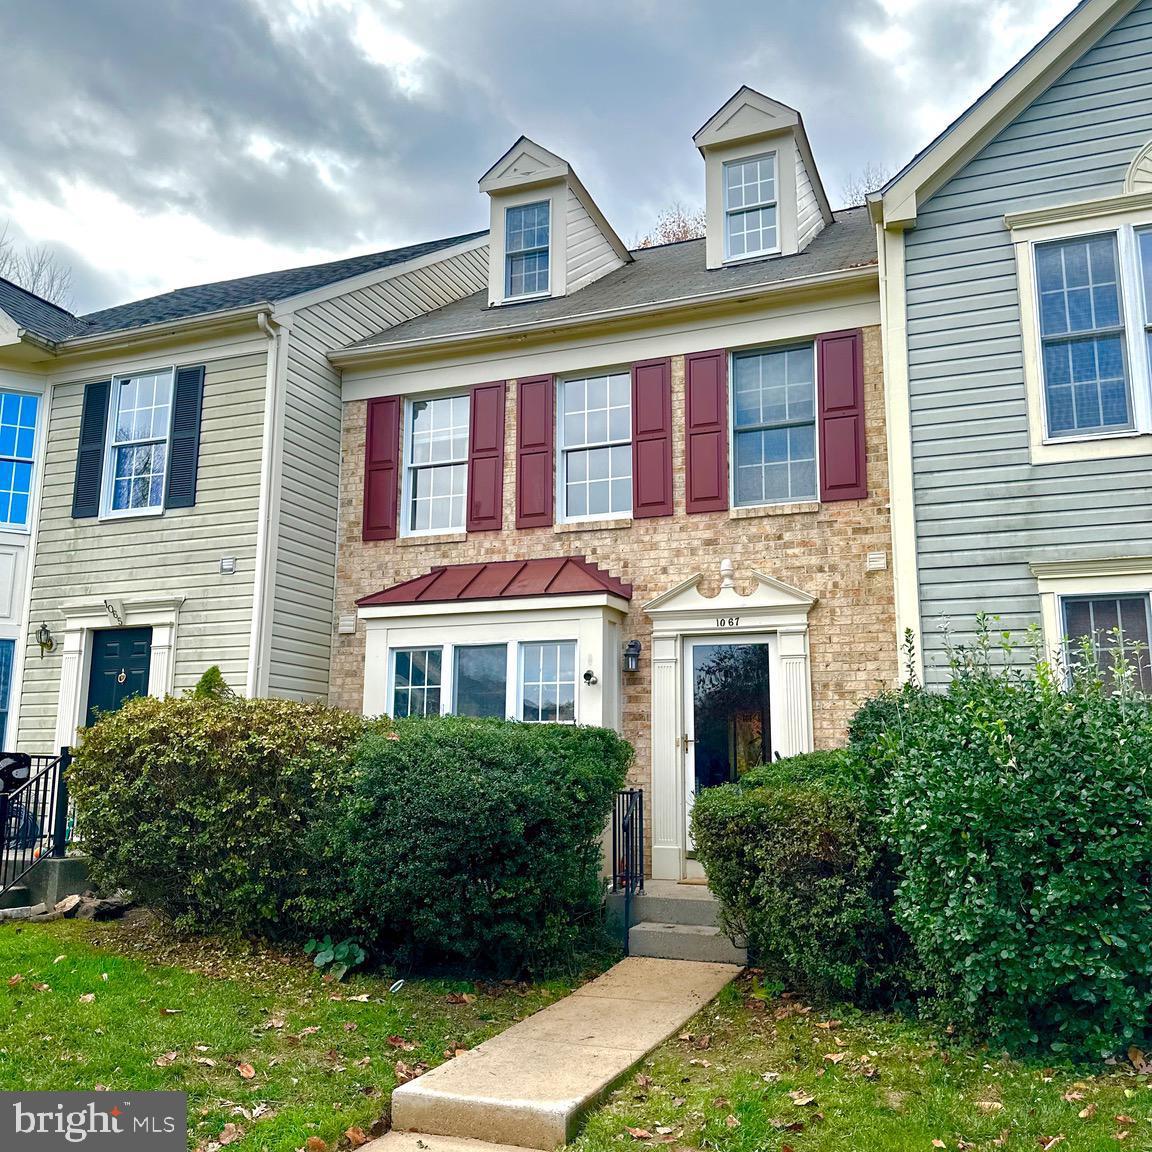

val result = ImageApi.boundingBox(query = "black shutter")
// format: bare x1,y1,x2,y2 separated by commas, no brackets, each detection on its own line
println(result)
71,380,111,519
165,365,205,509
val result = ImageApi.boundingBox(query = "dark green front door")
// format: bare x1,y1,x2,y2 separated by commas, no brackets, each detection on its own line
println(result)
85,628,152,727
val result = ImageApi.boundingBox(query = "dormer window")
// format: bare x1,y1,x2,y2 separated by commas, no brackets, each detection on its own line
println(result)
505,201,551,298
724,152,778,260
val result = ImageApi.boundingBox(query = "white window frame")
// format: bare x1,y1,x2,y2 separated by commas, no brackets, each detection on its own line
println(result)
1011,202,1152,464
723,151,780,263
504,199,551,300
0,388,40,530
728,342,820,510
100,367,176,520
400,392,470,538
384,638,579,724
555,368,633,524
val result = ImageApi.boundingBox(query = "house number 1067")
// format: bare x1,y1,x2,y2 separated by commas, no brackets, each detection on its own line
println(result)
715,616,740,628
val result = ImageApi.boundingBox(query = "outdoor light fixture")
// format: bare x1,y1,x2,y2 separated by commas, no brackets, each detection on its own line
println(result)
623,639,642,673
35,622,55,657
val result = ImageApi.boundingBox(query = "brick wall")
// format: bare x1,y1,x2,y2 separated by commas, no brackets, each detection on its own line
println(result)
331,324,897,791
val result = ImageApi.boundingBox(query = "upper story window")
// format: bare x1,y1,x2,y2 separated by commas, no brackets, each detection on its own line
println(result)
732,344,816,506
1036,234,1131,436
405,394,469,534
1140,229,1152,375
724,153,778,260
1063,593,1152,693
559,372,631,520
105,370,173,514
505,201,550,298
0,391,39,528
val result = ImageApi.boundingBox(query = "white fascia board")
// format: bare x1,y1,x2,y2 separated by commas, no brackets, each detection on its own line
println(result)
358,593,631,621
331,263,879,368
56,304,271,354
879,0,1139,229
271,233,490,317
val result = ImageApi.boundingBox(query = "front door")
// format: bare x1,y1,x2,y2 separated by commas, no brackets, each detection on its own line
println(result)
85,628,152,727
683,636,772,857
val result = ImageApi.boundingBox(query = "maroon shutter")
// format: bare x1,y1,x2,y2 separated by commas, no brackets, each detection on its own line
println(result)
817,330,867,502
515,375,554,528
362,396,401,541
631,358,673,518
684,350,729,513
467,381,506,532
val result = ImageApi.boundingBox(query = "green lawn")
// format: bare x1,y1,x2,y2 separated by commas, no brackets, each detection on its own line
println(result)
575,976,1152,1152
0,917,586,1152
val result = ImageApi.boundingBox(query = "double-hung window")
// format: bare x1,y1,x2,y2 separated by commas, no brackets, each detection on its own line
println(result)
505,201,550,298
724,153,778,260
0,391,38,528
1062,594,1152,694
405,394,469,534
1036,234,1131,436
559,371,631,520
105,369,173,514
388,639,577,722
732,344,817,506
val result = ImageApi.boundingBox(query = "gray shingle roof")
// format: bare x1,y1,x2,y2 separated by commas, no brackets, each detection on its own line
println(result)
0,276,86,343
0,232,486,345
349,207,876,352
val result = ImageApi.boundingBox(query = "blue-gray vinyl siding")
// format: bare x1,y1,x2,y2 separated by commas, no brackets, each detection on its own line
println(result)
905,0,1152,680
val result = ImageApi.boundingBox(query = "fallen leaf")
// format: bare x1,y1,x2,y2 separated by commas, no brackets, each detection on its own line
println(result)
347,994,371,1003
264,1018,285,1030
345,1127,368,1148
1062,1091,1085,1103
977,1101,1004,1113
769,1119,806,1133
298,1026,320,1037
53,956,65,964
1128,1047,1151,1074
688,1058,711,1067
386,1035,416,1051
343,1021,358,1032
635,1073,652,1087
32,983,50,992
217,1124,244,1146
394,1060,428,1084
725,1114,740,1129
762,1071,781,1083
993,1130,1011,1147
694,1034,712,1050
236,1063,256,1080
1079,1104,1097,1119
7,974,22,986
1114,1116,1134,1125
354,1056,371,1068
78,993,95,1004
194,1045,211,1052
195,1058,217,1068
625,1128,653,1140
933,1142,947,1149
1114,1134,1130,1143
154,1052,179,1068
1038,1138,1066,1151
815,1020,841,1030
678,1032,693,1043
445,992,475,1005
788,1090,817,1107
824,1052,847,1064
305,1139,327,1152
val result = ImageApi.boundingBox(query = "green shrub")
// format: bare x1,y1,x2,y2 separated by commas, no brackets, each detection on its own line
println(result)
314,716,631,975
692,749,911,1005
68,695,375,935
882,625,1152,1058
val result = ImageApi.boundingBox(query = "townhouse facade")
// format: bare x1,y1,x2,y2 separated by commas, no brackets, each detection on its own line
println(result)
328,90,898,879
873,0,1152,685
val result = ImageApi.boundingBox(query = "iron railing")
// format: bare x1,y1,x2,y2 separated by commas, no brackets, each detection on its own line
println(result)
611,788,644,946
0,748,73,897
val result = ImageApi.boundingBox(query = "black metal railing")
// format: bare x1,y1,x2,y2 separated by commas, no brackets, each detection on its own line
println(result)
611,788,644,947
0,748,73,896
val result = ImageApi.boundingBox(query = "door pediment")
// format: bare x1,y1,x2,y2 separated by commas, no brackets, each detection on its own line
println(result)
644,563,815,632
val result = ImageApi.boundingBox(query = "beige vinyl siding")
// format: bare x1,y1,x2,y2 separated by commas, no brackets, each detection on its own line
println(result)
796,151,825,249
266,246,489,699
566,188,625,293
18,349,266,750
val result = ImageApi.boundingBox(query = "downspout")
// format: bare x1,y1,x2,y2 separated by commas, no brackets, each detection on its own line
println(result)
247,310,285,697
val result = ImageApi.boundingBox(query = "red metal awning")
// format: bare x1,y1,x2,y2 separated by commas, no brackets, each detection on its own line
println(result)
356,556,632,608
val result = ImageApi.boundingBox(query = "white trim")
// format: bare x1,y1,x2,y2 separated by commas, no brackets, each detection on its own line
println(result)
644,565,815,880
99,366,176,518
53,595,185,748
723,151,781,263
1012,207,1152,464
399,391,470,538
503,199,552,300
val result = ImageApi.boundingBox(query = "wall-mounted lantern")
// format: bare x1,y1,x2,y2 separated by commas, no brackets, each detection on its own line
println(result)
36,622,55,658
623,639,642,674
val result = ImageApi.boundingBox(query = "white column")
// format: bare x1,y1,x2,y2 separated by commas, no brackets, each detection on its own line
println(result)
53,629,84,750
148,622,176,697
777,625,813,757
650,633,681,880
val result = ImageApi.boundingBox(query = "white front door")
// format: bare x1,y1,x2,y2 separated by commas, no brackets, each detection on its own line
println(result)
682,634,774,865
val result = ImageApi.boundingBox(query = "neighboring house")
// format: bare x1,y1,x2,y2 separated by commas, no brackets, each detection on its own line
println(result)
873,0,1152,685
329,88,898,881
0,233,489,751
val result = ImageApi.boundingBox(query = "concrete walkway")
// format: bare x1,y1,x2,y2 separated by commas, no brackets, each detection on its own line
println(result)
374,956,741,1150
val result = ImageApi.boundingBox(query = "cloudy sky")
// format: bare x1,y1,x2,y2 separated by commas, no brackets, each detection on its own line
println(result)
0,0,1077,314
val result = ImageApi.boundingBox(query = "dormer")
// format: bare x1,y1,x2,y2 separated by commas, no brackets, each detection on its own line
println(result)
479,136,631,307
694,87,833,271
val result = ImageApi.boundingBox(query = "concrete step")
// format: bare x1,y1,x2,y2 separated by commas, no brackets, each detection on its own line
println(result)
606,880,723,932
628,921,747,966
390,957,740,1149
0,885,30,910
366,1133,529,1152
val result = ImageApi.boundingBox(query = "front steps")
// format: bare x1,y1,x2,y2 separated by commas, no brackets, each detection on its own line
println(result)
607,879,748,965
385,956,741,1150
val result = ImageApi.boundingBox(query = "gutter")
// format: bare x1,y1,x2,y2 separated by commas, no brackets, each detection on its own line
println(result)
53,303,273,355
330,262,878,366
